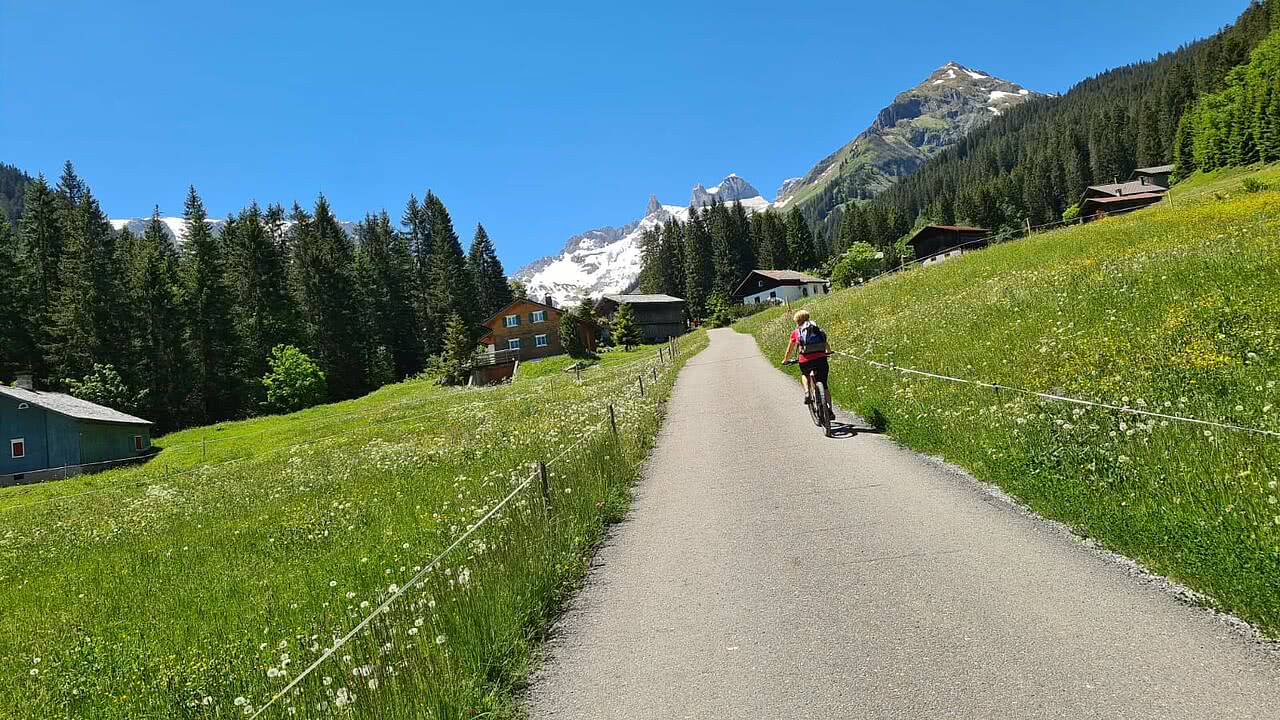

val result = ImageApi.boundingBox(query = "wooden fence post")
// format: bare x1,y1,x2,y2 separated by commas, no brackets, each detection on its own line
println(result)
638,375,645,397
536,461,550,511
202,436,207,462
575,365,582,382
609,404,618,436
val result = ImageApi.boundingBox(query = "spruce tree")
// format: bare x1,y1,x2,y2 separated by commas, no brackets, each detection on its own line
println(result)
423,192,478,349
357,211,423,380
611,302,641,351
180,186,241,422
47,188,105,384
225,202,297,405
132,209,189,430
681,207,713,319
466,223,512,321
437,312,473,386
292,195,367,399
17,177,62,383
784,208,816,271
0,212,35,380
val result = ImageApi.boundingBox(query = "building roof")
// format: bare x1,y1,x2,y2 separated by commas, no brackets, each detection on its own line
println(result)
1082,192,1165,207
733,269,828,297
1132,164,1175,175
480,297,562,330
907,225,991,245
600,294,686,304
0,385,152,425
1084,180,1168,198
748,270,827,284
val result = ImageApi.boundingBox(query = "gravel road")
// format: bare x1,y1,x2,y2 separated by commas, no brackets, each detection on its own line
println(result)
526,328,1280,719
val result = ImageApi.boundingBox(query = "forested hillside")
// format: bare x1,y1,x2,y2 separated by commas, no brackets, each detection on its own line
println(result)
821,0,1278,248
0,162,513,433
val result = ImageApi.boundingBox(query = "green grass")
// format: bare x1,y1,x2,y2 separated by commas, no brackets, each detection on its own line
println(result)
0,333,707,719
739,165,1280,636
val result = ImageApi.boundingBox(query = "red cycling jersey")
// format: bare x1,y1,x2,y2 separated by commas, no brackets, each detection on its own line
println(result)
791,328,828,363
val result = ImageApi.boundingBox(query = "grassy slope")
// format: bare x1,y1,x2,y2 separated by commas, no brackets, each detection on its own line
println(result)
0,336,707,719
739,166,1280,635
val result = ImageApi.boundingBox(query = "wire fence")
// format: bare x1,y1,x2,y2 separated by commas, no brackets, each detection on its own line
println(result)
244,334,687,718
830,349,1280,440
2,335,688,513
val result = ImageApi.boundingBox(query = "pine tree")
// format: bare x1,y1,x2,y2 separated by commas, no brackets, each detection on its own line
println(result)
785,208,816,270
708,202,738,297
132,209,189,430
47,188,105,384
358,211,423,379
681,207,713,319
560,302,594,359
292,195,367,399
437,312,473,386
0,212,35,380
611,302,641,351
466,223,512,321
424,192,478,349
180,186,241,422
225,202,296,405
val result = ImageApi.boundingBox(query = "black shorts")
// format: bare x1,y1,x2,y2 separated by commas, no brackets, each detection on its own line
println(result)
798,356,830,384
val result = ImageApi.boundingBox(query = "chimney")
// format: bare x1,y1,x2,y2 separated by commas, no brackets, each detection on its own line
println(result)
14,371,34,391
1140,176,1148,186
544,294,555,308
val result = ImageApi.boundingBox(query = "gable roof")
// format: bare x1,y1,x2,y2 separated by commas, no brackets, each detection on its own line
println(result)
480,297,563,329
600,294,686,304
0,385,152,425
907,225,991,246
1082,192,1165,206
1132,164,1175,175
733,270,827,297
1084,180,1168,198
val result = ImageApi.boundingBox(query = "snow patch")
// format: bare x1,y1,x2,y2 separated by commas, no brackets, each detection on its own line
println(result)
965,69,988,80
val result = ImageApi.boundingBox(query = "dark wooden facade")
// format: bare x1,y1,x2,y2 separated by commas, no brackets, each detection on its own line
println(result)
906,225,991,261
1080,192,1165,222
595,295,687,343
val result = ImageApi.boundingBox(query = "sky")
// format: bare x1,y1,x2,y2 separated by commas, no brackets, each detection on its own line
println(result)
0,1,1250,269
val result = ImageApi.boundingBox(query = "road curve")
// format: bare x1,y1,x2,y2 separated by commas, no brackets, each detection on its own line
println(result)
526,328,1280,719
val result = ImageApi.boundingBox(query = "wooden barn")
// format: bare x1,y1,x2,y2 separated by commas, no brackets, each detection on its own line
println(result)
595,294,686,343
1079,192,1165,222
1129,164,1174,189
0,374,153,486
906,225,991,264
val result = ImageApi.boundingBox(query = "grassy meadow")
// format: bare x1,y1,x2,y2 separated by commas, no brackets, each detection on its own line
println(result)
740,166,1280,635
0,334,706,719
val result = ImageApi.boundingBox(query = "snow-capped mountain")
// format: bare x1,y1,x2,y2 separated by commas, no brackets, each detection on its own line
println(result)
515,175,769,306
108,217,357,244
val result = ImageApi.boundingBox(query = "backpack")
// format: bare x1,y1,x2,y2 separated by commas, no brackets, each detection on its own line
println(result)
797,321,827,355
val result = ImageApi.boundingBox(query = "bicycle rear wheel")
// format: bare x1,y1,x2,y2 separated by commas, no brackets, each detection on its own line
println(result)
807,386,822,426
814,382,833,436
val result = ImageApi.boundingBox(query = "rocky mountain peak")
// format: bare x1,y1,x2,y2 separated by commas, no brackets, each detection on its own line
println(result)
646,193,663,216
690,174,763,208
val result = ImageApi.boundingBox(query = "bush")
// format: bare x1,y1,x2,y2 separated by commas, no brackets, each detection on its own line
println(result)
65,364,148,416
261,345,327,413
1062,203,1082,222
1241,177,1269,193
830,242,882,288
706,294,733,328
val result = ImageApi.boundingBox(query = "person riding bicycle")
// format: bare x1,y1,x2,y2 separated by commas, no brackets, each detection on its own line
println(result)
780,310,830,405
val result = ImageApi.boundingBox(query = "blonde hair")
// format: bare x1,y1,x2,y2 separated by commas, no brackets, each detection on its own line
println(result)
793,310,810,325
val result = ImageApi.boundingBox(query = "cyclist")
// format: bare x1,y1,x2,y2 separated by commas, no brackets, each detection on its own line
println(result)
780,310,830,405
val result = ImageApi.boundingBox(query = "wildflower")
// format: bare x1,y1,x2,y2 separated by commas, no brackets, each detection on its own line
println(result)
235,697,248,706
435,634,447,645
334,688,354,707
329,580,338,587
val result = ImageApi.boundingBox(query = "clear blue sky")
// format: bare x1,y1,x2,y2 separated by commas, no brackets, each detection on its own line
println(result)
0,1,1249,269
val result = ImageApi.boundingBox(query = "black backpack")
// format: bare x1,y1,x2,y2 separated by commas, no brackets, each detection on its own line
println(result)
797,321,828,354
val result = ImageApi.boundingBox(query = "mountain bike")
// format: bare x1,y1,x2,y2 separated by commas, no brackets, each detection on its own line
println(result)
785,360,834,437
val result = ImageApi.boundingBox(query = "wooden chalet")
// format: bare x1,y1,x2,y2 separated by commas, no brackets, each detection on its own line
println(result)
906,225,991,263
733,270,830,305
475,296,595,384
1079,192,1165,223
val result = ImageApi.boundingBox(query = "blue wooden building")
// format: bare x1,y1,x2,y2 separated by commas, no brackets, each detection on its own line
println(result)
1,377,153,486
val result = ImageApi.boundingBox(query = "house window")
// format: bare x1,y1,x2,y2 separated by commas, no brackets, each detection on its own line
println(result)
758,280,764,288
769,291,777,299
504,314,520,328
802,287,809,297
530,310,547,324
507,338,522,350
134,435,144,451
10,438,24,459
535,334,549,348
